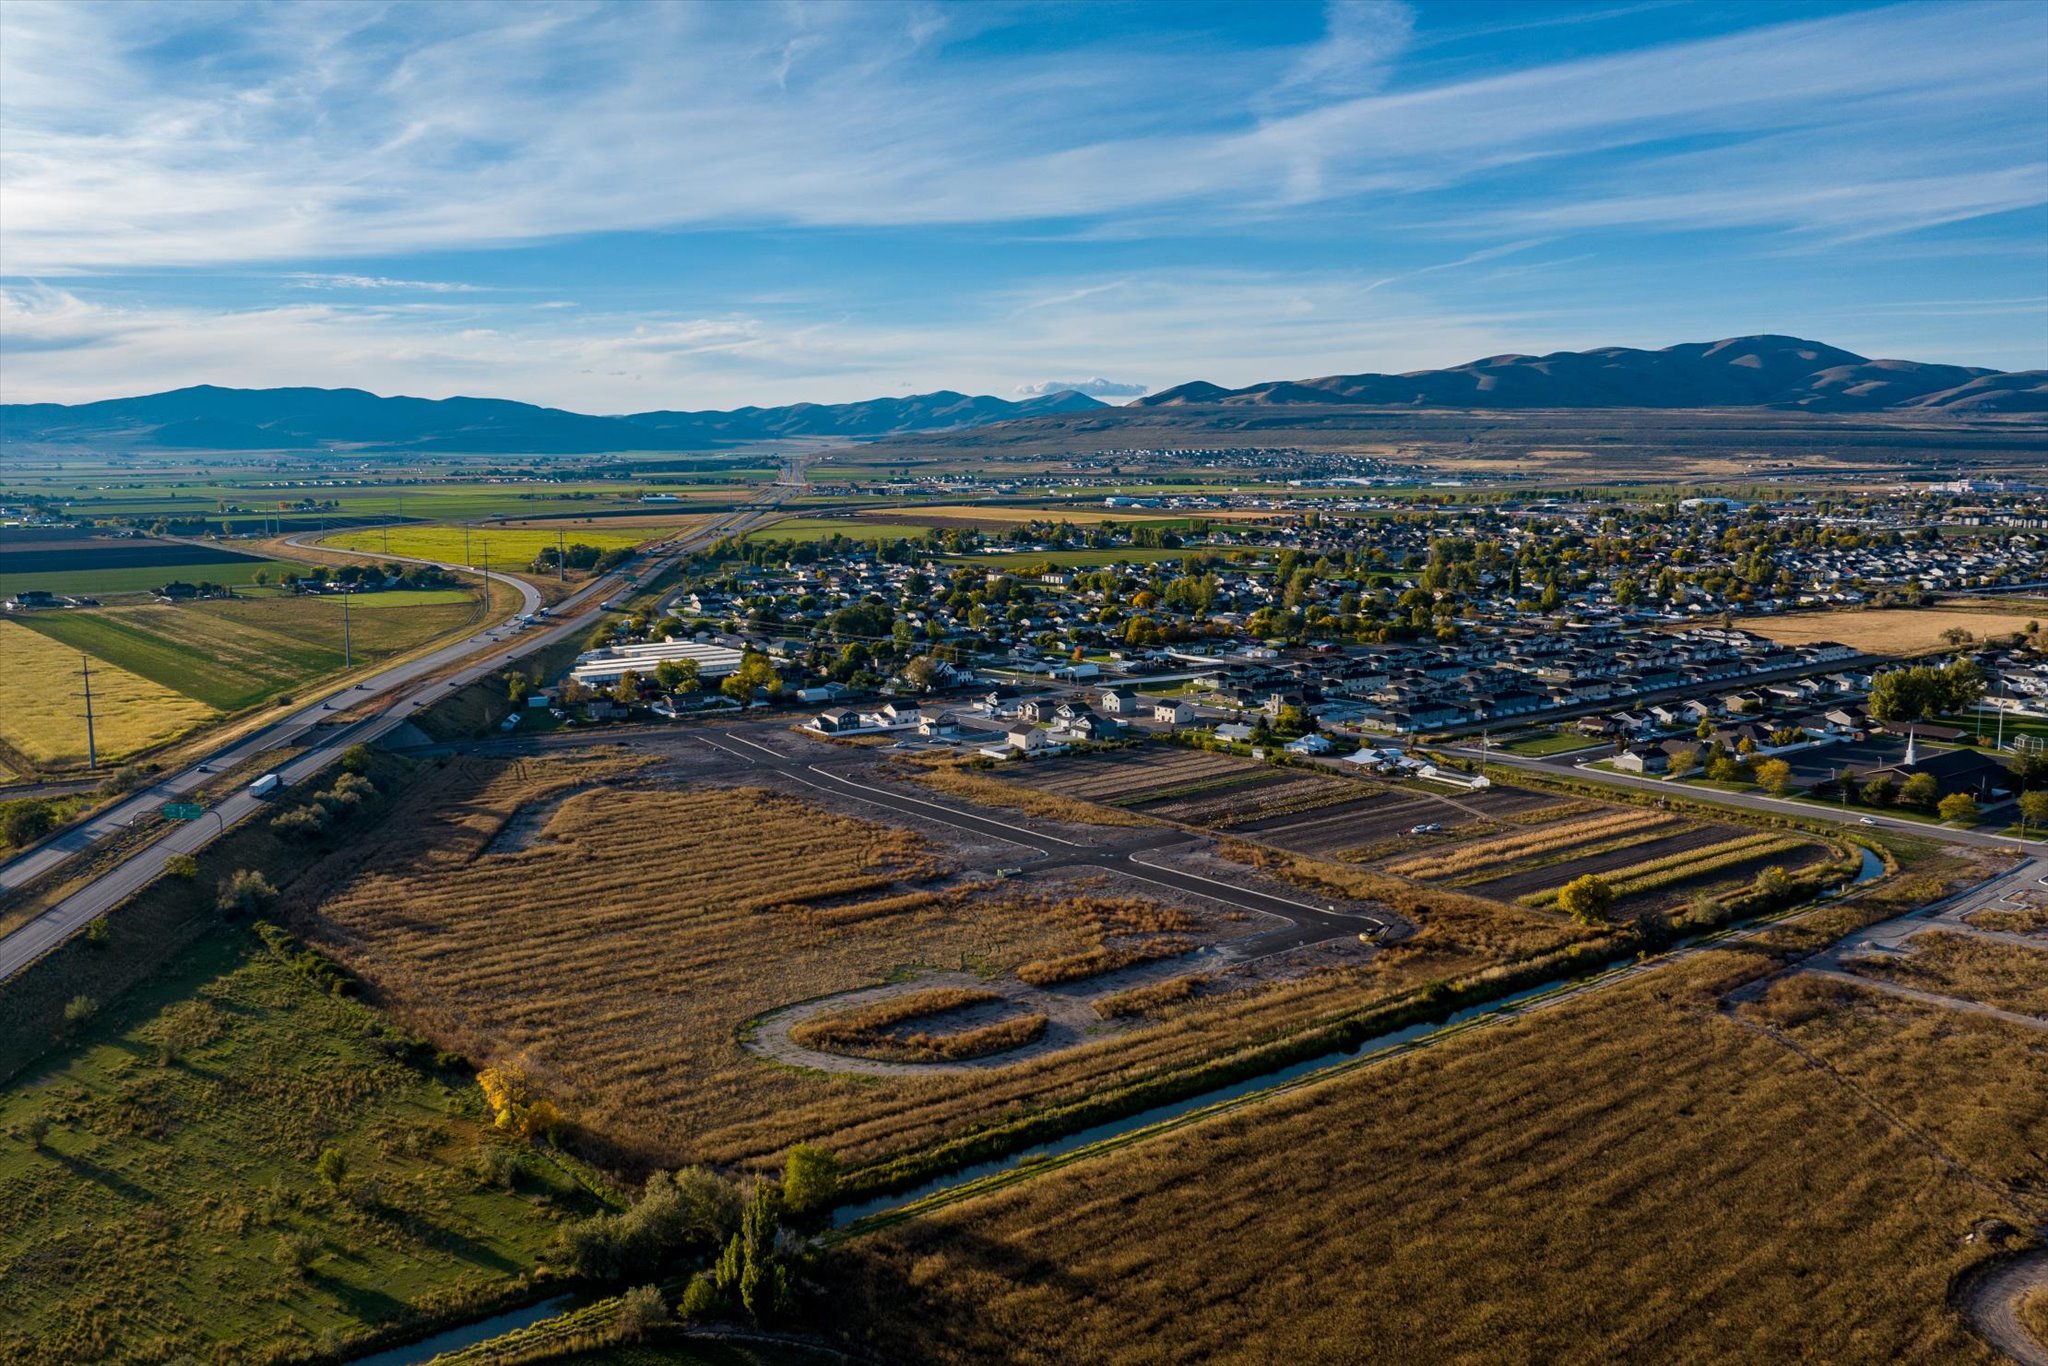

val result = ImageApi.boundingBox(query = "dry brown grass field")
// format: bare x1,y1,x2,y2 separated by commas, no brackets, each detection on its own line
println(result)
288,752,1605,1185
834,880,2047,1365
1741,607,2040,655
790,990,1046,1064
1964,903,2048,935
1844,931,2048,1017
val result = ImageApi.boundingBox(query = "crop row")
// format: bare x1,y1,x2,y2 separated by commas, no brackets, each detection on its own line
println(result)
1385,810,1679,880
1518,833,1808,907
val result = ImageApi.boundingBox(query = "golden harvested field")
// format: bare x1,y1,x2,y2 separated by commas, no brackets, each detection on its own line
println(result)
322,524,646,565
480,512,718,535
1845,931,2048,1017
0,619,218,767
1741,607,2040,655
837,915,2047,1363
290,755,1598,1182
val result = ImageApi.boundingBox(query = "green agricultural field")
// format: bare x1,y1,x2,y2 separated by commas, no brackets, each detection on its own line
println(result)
0,926,599,1364
744,517,939,544
15,593,482,712
0,557,307,598
324,524,646,566
1504,732,1605,756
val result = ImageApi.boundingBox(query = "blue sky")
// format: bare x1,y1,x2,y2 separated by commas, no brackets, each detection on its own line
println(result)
3,0,2044,409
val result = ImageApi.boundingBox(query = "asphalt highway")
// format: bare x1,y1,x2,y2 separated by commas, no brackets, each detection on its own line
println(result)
0,487,796,983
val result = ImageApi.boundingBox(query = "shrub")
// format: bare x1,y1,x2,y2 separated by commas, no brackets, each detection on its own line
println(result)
553,1166,742,1280
275,1231,318,1274
340,744,373,775
62,994,98,1028
613,1285,669,1343
0,798,58,848
1937,792,1979,824
83,916,111,948
478,1065,564,1139
1557,875,1614,926
163,853,198,879
270,805,329,839
217,868,278,917
316,1146,349,1190
680,1273,721,1319
781,1143,840,1220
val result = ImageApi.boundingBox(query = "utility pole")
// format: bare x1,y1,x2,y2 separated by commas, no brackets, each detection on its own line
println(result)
79,654,98,771
342,587,353,667
463,525,472,566
558,529,566,583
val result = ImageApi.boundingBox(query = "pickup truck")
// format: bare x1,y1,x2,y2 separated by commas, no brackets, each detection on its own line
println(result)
248,773,282,799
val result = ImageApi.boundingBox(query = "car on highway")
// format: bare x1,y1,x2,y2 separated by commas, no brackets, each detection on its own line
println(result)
1859,816,1878,825
1408,823,1443,835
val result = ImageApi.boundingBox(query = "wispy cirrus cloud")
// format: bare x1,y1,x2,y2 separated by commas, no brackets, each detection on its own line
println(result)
286,273,483,293
3,0,2044,275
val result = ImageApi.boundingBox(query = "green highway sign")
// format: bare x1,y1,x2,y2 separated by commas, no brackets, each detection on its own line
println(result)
162,803,205,821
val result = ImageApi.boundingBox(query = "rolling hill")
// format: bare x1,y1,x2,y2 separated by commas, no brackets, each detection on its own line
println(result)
1137,336,2048,413
0,385,1107,455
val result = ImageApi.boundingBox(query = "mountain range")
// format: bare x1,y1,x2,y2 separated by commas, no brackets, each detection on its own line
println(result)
0,386,1107,454
4,337,2041,455
1139,336,2046,413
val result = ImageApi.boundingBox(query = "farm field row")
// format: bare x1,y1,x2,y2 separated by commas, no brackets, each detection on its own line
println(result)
0,557,308,597
14,593,482,712
833,867,2042,1362
996,745,1843,918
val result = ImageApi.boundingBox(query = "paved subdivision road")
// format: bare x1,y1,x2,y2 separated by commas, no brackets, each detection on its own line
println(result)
1440,743,2045,854
0,487,797,983
689,728,1398,954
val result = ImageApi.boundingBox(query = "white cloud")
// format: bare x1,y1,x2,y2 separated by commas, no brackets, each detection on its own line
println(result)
1,1,2042,272
1014,377,1151,397
286,273,483,293
0,271,1552,410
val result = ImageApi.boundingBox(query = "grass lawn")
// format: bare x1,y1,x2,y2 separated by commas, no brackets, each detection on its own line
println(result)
1936,712,2048,745
0,558,307,598
0,924,598,1365
945,547,1198,568
323,524,646,567
14,594,481,713
0,619,218,768
1503,732,1604,756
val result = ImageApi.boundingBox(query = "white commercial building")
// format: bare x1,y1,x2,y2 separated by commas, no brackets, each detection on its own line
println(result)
570,640,746,688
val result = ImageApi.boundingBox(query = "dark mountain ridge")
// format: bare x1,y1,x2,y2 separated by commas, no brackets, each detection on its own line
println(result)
1138,335,2047,413
0,385,1107,454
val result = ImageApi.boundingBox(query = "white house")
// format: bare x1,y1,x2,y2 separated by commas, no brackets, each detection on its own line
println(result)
1152,699,1197,725
1099,688,1136,714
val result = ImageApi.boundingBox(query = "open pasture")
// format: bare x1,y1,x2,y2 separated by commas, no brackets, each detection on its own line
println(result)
0,619,218,768
836,915,2046,1364
0,925,595,1365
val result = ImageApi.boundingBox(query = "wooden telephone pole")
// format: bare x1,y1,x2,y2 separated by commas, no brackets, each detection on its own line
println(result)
79,654,98,770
